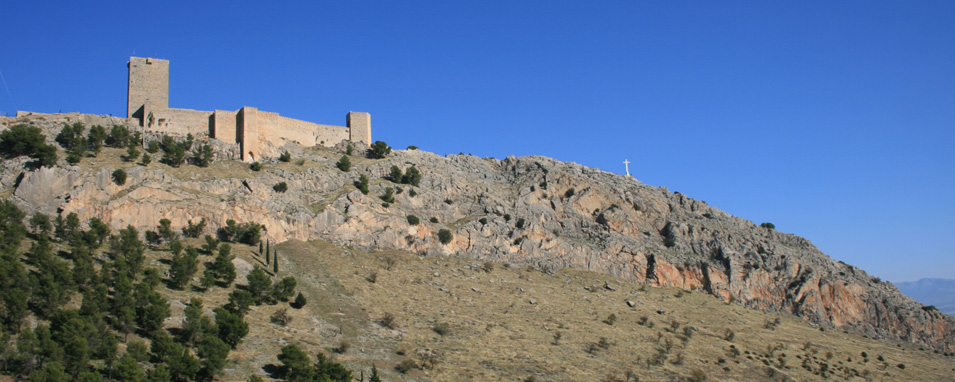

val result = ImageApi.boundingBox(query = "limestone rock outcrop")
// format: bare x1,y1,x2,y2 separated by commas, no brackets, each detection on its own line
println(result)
3,115,953,352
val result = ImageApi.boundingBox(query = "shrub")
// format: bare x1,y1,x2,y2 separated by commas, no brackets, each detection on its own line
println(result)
407,215,420,225
183,218,207,238
664,237,676,248
402,166,421,186
437,229,452,244
345,144,353,155
192,144,214,167
688,369,707,382
395,359,416,374
429,217,438,223
408,188,418,197
368,140,392,159
380,187,395,203
482,262,494,273
125,145,140,162
444,198,453,205
140,152,151,165
355,174,369,194
389,165,403,182
379,313,396,329
273,182,288,193
565,188,575,198
504,214,511,222
604,314,617,325
432,322,450,336
479,217,487,225
407,145,418,150
146,141,161,153
515,218,525,229
270,308,293,326
112,168,127,185
760,222,775,229
336,155,351,172
539,181,547,190
292,292,307,309
279,151,291,162
249,162,263,171
333,340,350,354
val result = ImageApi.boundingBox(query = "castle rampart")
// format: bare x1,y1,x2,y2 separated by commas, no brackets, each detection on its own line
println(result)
127,57,371,161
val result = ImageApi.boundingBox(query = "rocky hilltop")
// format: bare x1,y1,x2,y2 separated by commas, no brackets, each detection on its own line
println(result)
3,112,953,352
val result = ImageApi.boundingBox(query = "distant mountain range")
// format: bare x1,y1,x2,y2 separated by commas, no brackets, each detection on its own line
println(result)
896,278,955,316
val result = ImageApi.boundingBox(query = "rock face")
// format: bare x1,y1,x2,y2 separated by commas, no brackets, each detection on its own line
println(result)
3,114,954,352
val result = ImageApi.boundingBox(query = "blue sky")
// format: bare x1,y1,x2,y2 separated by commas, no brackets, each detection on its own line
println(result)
1,1,952,282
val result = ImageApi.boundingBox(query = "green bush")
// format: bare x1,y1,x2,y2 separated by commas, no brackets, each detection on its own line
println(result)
368,140,392,159
438,229,453,244
515,218,525,229
760,222,775,230
146,141,161,153
381,187,395,203
0,124,58,166
664,237,676,248
273,182,288,193
279,151,291,162
389,165,403,182
565,188,576,198
444,198,453,205
249,162,263,171
355,174,369,195
141,152,151,165
407,145,418,150
429,217,438,223
112,168,127,185
402,166,421,186
336,154,351,172
406,215,420,225
479,217,488,225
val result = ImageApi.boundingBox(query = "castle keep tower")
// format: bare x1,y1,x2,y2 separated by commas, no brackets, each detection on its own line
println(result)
127,57,169,119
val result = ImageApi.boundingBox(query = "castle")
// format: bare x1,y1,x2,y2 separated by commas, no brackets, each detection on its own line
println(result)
126,57,371,161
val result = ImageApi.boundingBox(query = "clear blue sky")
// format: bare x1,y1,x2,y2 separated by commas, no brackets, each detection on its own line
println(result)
2,1,952,283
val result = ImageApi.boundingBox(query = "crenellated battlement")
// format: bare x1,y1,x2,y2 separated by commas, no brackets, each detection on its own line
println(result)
126,56,371,161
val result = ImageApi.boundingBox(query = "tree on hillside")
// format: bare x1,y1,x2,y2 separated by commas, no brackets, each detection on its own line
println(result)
402,166,421,186
0,124,58,166
169,247,199,290
367,140,391,159
355,174,369,195
388,165,403,183
336,154,351,172
246,267,272,304
210,244,236,287
192,144,214,167
87,125,107,155
214,308,248,349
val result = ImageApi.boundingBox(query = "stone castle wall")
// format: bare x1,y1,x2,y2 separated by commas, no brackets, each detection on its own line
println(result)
126,56,371,161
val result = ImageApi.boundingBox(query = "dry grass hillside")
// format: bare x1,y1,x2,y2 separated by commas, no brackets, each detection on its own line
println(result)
178,239,953,381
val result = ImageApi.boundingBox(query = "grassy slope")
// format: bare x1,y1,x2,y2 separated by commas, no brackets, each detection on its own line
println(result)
249,239,954,382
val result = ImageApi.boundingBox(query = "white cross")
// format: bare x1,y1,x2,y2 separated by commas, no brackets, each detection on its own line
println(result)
623,159,631,177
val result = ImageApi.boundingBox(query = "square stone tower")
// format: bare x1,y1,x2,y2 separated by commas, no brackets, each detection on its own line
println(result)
127,57,169,119
347,111,371,144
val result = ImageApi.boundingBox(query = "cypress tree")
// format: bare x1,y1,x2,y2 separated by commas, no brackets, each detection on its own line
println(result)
273,249,278,274
258,242,263,255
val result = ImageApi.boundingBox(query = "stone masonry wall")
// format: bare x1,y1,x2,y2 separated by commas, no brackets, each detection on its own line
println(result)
127,57,168,119
212,110,237,143
142,106,212,136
